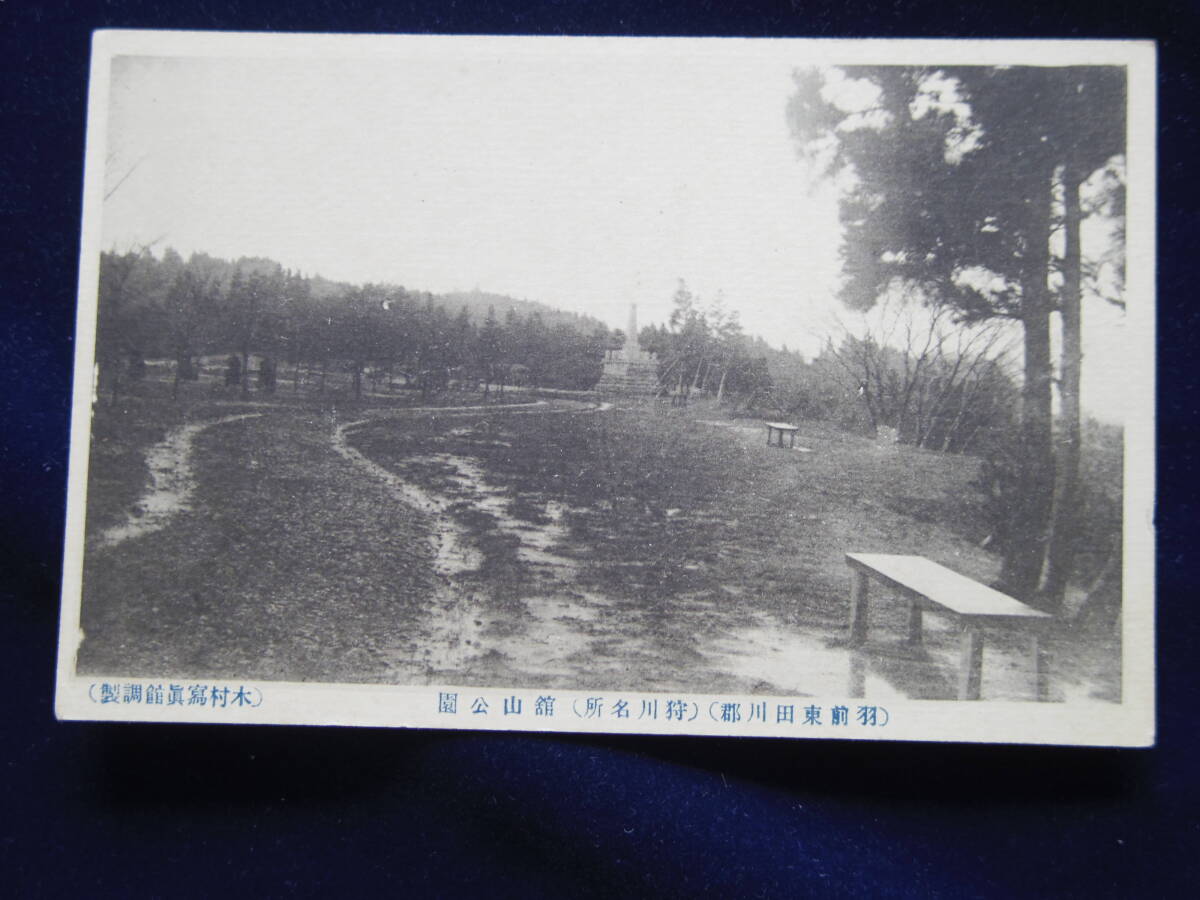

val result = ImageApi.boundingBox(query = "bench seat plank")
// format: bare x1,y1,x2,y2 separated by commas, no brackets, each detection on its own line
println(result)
765,421,799,431
846,553,1049,620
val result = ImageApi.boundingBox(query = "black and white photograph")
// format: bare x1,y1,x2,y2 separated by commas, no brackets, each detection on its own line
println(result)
56,33,1155,744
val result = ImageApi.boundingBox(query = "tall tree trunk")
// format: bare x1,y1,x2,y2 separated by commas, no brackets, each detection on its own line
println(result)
1040,164,1085,605
716,366,729,404
241,346,251,399
1000,166,1057,606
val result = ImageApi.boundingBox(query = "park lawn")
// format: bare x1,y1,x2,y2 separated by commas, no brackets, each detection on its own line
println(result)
73,390,1119,700
351,404,1120,699
77,407,437,682
350,404,1002,639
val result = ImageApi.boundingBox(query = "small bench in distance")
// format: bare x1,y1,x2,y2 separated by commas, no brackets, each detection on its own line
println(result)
845,552,1052,701
765,421,800,448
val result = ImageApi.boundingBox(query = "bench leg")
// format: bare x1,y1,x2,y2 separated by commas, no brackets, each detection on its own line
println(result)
957,628,984,700
906,601,923,646
1029,633,1045,702
847,570,869,646
789,431,796,448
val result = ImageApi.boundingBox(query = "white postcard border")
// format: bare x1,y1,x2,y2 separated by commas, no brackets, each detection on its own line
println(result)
56,32,1157,747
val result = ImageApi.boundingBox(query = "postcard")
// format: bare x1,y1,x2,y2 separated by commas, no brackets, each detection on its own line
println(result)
56,32,1155,745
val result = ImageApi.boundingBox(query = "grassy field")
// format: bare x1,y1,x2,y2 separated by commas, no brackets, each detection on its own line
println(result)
346,403,1046,696
73,383,1120,700
77,379,525,682
79,409,435,681
350,406,997,620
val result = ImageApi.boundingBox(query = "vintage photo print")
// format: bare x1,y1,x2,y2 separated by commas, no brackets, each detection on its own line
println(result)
56,32,1155,745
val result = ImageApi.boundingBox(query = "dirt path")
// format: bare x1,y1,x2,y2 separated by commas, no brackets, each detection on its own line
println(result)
329,395,606,574
95,413,263,549
331,399,621,681
330,414,489,675
328,396,610,427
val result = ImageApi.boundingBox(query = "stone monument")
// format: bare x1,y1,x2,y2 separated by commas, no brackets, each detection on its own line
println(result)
594,303,660,396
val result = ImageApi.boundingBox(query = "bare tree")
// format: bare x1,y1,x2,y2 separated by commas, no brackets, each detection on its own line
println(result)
824,292,1017,452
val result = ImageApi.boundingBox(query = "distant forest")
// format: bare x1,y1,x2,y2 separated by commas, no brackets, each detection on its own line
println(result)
95,247,621,400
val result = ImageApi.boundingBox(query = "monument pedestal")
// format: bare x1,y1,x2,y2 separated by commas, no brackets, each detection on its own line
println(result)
595,356,660,395
594,303,660,396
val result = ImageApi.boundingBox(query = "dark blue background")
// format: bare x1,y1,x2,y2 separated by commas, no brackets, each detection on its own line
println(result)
3,2,1197,896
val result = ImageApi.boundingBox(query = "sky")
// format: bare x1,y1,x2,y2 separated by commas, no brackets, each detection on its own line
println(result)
98,43,1135,422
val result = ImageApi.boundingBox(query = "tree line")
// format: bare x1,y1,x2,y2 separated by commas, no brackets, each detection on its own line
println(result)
639,280,773,405
95,248,614,402
651,279,1017,454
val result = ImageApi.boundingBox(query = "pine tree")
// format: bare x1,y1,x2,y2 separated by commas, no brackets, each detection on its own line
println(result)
790,65,1126,609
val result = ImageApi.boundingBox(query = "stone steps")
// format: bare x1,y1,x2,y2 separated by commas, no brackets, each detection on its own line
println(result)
595,362,660,396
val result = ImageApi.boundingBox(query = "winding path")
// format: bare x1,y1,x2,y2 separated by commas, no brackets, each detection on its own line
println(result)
329,396,607,573
328,397,611,675
96,413,264,549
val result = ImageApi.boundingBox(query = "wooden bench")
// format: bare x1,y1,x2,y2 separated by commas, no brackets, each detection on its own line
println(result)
845,553,1051,701
765,421,800,448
